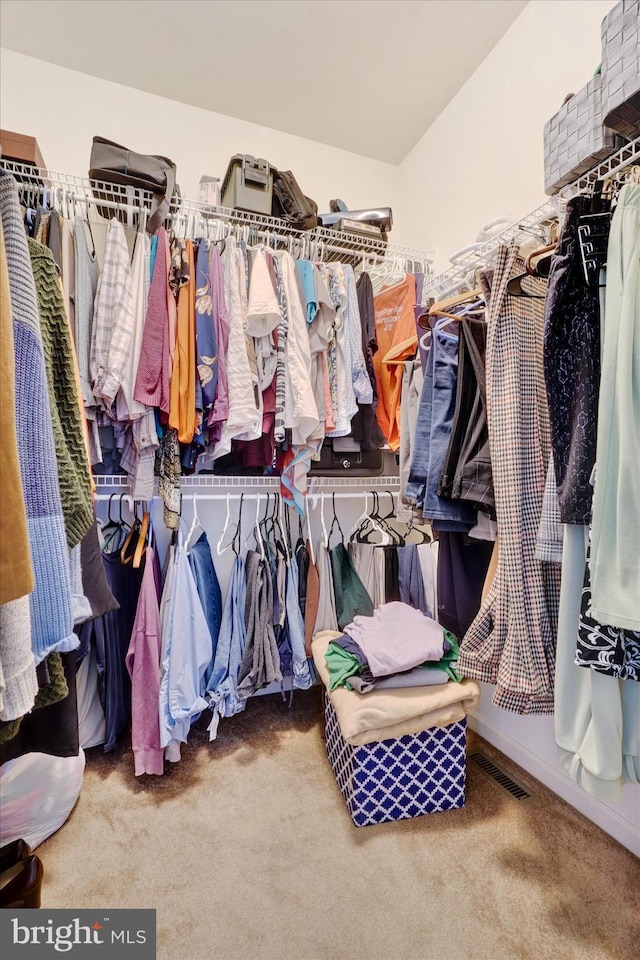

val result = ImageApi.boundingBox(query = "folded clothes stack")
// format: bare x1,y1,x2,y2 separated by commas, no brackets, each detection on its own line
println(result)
324,601,461,694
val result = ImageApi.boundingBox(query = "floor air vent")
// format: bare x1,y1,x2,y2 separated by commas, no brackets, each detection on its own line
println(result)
469,752,532,800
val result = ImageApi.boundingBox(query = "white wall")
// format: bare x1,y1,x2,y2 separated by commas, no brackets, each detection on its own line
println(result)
0,49,399,218
397,0,617,269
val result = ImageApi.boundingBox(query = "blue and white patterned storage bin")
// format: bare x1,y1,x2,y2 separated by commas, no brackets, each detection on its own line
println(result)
324,693,467,827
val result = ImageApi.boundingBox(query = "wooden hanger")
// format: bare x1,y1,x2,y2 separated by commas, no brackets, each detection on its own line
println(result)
428,287,484,317
133,511,150,569
525,243,556,275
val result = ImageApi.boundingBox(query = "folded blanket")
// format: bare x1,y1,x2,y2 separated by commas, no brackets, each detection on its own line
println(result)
313,631,480,746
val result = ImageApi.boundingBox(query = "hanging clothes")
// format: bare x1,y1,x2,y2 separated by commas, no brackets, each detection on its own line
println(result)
438,311,494,515
330,541,374,631
284,556,314,690
169,239,198,444
543,195,604,525
0,172,75,667
576,535,640,680
159,534,211,758
0,223,33,610
208,245,229,432
28,237,94,549
98,551,144,751
125,547,163,777
91,218,135,411
238,549,282,698
134,226,171,414
554,524,640,802
353,271,386,450
348,542,386,610
194,238,219,417
214,237,262,458
72,215,101,464
397,358,424,522
590,184,640,631
207,554,247,741
188,531,223,694
409,317,477,531
313,540,339,635
459,246,561,715
373,273,417,451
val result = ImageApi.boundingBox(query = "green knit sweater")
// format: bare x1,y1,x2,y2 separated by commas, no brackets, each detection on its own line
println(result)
28,238,94,549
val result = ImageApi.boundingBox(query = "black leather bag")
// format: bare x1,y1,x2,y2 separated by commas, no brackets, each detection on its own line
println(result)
271,169,318,230
89,136,180,232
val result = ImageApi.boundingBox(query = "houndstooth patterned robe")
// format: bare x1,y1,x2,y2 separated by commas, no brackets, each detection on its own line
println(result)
458,243,561,714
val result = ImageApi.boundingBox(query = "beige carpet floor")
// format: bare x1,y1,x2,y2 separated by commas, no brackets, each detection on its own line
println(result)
38,688,639,960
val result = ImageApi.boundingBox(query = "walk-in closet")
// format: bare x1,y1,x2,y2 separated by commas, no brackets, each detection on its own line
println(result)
0,2,638,959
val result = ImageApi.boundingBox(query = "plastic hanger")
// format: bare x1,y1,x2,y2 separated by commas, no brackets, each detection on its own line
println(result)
216,493,234,555
185,492,203,552
306,499,316,567
100,493,129,554
360,492,393,546
327,492,344,546
231,494,244,557
320,493,329,549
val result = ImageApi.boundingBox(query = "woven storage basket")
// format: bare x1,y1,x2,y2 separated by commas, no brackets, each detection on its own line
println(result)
544,75,621,195
601,0,640,138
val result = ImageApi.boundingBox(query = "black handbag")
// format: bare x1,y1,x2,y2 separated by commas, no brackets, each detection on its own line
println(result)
88,136,180,232
271,169,319,231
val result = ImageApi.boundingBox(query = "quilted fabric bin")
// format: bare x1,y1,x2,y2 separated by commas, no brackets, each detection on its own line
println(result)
543,74,621,195
324,692,466,827
600,0,640,138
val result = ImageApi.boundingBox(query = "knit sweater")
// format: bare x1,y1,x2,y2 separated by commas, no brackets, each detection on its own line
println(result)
0,222,34,606
0,171,76,665
28,238,94,549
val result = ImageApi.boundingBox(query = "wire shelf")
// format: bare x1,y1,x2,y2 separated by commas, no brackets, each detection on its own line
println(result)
1,159,433,269
171,195,433,269
93,474,400,490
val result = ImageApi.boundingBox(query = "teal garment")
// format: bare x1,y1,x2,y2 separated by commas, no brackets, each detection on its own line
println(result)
554,524,640,803
295,259,318,323
590,184,640,631
330,542,374,631
325,642,362,691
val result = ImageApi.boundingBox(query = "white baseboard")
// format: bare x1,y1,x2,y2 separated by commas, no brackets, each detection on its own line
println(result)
468,711,640,857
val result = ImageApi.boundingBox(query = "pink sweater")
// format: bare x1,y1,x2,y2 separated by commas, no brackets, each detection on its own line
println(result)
134,227,171,413
125,548,164,776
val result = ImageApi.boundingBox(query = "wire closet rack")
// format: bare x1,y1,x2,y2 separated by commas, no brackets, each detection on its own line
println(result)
1,159,434,273
426,134,640,298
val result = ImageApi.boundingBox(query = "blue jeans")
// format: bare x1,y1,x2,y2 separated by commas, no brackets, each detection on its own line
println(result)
408,320,476,531
188,532,222,694
285,559,314,690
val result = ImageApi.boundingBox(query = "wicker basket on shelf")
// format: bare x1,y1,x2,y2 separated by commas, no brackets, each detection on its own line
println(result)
600,0,640,138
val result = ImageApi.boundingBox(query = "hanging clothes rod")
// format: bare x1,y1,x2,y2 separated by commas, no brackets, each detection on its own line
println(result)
93,474,401,489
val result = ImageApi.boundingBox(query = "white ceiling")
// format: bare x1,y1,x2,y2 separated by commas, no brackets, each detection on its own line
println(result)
0,0,528,164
